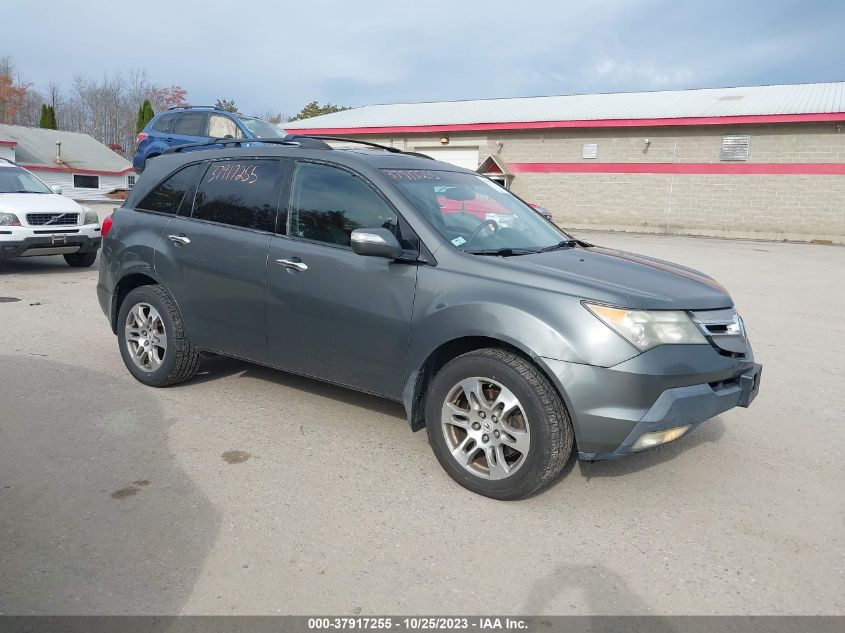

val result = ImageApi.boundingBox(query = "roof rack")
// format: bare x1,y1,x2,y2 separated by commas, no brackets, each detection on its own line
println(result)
284,134,433,159
284,135,402,153
162,136,332,155
167,105,224,111
160,134,436,159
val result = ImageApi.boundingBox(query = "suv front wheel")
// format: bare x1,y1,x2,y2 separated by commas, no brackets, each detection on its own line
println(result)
425,348,574,500
117,285,200,387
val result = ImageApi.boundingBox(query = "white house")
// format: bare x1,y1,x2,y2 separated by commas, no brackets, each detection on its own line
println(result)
0,124,135,200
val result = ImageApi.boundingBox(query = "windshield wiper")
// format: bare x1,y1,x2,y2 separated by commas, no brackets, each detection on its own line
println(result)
539,239,578,252
465,247,539,257
2,190,42,194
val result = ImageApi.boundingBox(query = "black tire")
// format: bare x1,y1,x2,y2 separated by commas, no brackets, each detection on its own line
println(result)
64,250,98,267
117,285,200,387
425,348,573,500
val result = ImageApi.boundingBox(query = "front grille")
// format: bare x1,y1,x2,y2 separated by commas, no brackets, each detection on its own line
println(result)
26,213,79,226
691,309,749,357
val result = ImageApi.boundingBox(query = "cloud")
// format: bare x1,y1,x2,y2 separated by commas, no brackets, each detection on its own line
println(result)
589,58,694,89
3,0,844,116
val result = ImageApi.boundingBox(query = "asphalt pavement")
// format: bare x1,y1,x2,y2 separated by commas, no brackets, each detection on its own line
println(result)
1,223,843,615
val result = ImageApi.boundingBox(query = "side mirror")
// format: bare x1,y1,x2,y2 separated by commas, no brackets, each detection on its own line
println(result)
350,228,403,259
51,185,63,195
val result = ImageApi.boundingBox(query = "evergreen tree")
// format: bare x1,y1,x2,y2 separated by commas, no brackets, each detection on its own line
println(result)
289,101,350,121
136,99,155,134
38,104,57,129
214,98,239,113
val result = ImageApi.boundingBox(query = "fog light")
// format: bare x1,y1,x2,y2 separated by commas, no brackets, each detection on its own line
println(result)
632,425,691,451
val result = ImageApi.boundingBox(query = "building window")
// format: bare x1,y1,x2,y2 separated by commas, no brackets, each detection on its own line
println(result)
582,143,598,159
127,175,136,190
73,174,100,189
720,135,750,161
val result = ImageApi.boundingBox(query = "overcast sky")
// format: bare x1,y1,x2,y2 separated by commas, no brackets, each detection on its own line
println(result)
5,0,844,117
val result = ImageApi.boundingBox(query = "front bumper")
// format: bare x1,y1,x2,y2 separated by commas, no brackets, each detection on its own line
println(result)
540,345,762,460
0,227,101,259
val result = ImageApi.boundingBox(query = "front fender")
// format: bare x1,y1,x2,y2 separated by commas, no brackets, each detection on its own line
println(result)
406,302,574,376
406,265,639,379
401,264,642,429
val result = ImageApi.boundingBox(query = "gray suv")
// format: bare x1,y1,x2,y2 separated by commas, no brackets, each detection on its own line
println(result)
97,136,762,500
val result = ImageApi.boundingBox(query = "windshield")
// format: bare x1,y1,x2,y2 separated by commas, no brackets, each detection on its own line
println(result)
237,116,288,138
0,167,52,194
383,169,570,254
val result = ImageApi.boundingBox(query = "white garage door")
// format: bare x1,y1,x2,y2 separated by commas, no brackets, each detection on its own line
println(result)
415,147,480,170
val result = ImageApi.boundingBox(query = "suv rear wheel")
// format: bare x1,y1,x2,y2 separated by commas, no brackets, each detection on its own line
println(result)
117,285,200,387
425,348,573,500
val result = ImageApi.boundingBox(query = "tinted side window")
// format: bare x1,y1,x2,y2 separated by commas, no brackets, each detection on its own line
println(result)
151,113,177,133
173,112,207,136
137,163,201,214
192,160,280,231
289,162,398,247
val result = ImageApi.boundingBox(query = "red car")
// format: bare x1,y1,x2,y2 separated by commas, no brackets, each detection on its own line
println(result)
436,189,554,225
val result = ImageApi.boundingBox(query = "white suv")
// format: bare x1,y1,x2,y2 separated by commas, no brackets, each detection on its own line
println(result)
0,160,102,266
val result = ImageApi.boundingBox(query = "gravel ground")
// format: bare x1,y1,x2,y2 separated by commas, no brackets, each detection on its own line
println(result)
0,227,843,615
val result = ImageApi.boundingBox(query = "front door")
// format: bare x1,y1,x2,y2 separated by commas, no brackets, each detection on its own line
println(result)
155,158,283,362
266,160,418,399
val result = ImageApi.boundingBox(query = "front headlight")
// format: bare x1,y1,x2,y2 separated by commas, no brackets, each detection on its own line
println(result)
584,302,707,351
82,207,99,225
0,212,21,226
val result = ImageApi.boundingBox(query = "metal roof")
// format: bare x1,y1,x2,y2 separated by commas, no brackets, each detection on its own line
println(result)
285,82,845,131
0,124,133,174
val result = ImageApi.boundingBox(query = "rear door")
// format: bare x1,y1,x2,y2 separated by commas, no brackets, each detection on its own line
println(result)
266,160,418,399
145,112,179,150
169,112,210,148
155,158,284,362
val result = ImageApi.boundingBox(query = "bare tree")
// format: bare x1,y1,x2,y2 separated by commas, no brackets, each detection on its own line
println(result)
0,55,41,126
2,59,193,155
254,109,287,125
60,69,160,154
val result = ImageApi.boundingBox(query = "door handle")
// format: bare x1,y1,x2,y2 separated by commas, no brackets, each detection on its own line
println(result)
276,258,308,272
168,234,191,245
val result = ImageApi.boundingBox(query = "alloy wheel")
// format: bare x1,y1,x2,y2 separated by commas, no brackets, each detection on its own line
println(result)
440,377,530,480
124,303,167,372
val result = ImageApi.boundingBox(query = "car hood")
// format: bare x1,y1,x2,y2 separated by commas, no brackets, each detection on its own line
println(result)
0,193,83,214
502,245,733,310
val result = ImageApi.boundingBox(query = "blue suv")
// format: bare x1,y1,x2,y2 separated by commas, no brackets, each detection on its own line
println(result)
133,106,287,173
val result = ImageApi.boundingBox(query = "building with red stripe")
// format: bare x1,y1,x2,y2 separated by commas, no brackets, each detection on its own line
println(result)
285,82,845,243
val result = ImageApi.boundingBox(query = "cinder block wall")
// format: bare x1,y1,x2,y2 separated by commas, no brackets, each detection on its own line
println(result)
355,124,845,243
